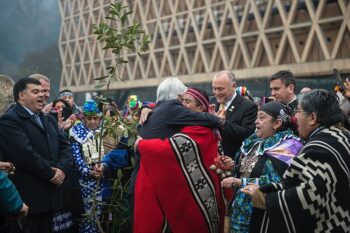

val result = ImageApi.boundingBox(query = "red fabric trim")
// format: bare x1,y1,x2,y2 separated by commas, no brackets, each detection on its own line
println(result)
134,161,165,233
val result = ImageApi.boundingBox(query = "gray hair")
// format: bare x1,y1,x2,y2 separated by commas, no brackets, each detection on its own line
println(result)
29,74,50,83
156,77,187,102
214,70,236,83
300,89,342,126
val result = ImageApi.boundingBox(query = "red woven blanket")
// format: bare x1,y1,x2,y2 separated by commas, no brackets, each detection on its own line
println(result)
134,126,225,233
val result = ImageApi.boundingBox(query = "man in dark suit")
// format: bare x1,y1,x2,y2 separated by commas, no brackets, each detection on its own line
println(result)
0,78,72,233
212,70,258,158
269,70,298,110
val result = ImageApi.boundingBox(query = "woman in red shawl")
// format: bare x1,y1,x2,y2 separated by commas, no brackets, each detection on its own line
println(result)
134,88,225,233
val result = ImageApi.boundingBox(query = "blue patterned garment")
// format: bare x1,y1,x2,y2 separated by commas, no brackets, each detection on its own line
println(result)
70,122,102,233
230,130,302,233
53,211,73,232
231,160,281,233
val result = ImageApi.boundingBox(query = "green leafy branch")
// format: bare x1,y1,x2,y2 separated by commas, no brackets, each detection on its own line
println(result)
89,2,150,233
93,3,150,89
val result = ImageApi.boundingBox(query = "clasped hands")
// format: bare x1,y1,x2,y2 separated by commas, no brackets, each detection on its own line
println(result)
210,155,234,179
221,179,260,197
50,167,65,185
91,164,104,179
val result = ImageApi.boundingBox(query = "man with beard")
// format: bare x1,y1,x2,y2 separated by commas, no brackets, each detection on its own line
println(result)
0,78,72,233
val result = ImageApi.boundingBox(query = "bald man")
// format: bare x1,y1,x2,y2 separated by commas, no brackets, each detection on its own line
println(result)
212,70,257,158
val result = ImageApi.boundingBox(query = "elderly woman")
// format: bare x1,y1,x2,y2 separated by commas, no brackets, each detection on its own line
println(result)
221,101,302,233
242,89,350,233
70,99,104,233
134,87,225,233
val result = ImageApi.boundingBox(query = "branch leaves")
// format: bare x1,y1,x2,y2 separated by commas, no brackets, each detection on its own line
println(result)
93,3,150,82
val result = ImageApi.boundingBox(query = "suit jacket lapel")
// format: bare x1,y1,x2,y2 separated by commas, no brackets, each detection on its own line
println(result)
225,95,243,119
213,95,243,118
14,104,46,131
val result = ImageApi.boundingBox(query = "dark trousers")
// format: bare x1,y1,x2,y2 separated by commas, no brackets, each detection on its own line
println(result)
26,212,53,233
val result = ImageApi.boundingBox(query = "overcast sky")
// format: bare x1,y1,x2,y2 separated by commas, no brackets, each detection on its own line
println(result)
0,0,61,77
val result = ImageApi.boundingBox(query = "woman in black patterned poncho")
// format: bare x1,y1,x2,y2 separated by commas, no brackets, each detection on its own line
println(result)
242,89,350,233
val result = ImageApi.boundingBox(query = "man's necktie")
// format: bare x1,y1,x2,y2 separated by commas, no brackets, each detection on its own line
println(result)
218,103,225,117
32,114,44,128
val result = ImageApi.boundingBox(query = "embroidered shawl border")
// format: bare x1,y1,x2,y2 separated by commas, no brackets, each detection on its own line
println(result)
170,133,219,233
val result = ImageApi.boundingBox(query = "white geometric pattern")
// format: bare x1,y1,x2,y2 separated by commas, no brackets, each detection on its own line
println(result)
283,128,350,233
58,0,350,92
295,154,350,233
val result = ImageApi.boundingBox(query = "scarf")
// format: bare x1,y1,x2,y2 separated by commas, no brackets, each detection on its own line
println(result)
241,130,302,166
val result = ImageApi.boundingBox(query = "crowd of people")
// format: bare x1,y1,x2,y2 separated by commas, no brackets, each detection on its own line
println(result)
0,69,349,233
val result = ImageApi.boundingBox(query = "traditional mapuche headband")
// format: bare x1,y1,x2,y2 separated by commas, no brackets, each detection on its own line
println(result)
185,88,209,112
59,91,73,99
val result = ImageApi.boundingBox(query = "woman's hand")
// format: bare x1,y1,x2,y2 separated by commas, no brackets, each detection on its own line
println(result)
90,170,103,179
210,155,234,178
221,177,241,189
241,183,266,209
61,114,77,130
241,183,259,196
220,156,234,171
94,163,105,174
139,108,152,125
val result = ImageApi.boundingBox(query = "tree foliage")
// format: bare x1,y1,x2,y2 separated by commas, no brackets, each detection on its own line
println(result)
90,3,150,232
93,3,150,88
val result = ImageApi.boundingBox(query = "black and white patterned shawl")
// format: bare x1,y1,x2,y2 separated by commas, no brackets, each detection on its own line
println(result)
170,133,220,233
251,126,350,233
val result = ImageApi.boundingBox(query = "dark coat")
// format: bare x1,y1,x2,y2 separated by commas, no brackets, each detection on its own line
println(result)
288,97,298,111
0,104,73,214
216,94,258,157
129,99,223,196
139,99,222,139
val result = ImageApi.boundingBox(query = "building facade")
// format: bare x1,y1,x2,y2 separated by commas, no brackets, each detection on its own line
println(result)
59,0,350,95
